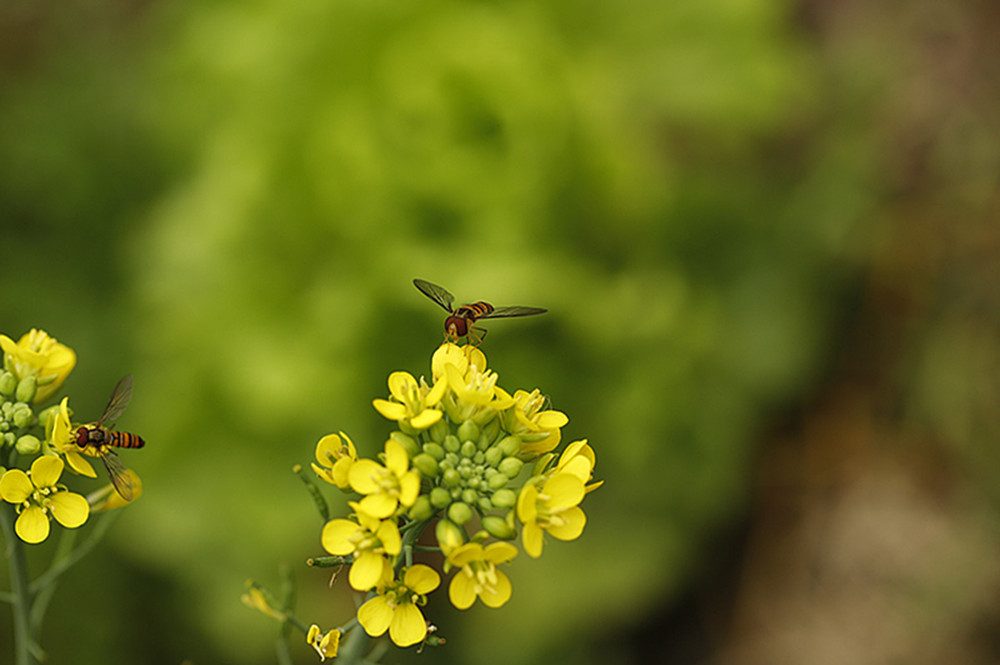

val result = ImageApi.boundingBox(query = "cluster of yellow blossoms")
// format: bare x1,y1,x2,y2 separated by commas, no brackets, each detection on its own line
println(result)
0,329,138,544
302,342,601,656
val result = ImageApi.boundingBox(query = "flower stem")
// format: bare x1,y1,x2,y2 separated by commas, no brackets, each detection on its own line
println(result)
1,503,38,665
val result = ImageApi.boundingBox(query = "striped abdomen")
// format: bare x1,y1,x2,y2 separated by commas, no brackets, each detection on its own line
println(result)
76,426,146,450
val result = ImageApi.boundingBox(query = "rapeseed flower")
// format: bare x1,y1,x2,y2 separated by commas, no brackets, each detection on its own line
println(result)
312,432,358,489
0,455,89,543
348,439,420,519
516,472,587,558
0,329,76,403
357,564,440,647
445,541,518,609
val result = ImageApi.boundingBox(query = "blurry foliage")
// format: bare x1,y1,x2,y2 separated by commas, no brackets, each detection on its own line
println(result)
5,0,995,663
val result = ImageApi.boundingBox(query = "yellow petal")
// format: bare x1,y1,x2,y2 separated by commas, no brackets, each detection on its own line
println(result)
357,493,396,519
404,564,440,595
425,378,447,406
321,519,361,555
315,434,343,467
432,343,467,380
49,491,89,528
372,399,407,421
398,470,420,507
542,473,585,510
0,469,34,503
535,410,569,429
484,542,518,564
408,408,442,430
516,484,538,524
547,506,587,541
480,570,512,608
65,451,97,478
357,596,393,637
375,520,402,555
386,371,417,401
389,602,427,647
15,506,50,544
522,523,544,558
449,570,477,610
349,552,387,591
382,440,409,476
348,459,383,495
30,455,64,487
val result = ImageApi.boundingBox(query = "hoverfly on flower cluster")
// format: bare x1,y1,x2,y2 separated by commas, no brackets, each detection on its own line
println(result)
73,374,145,501
413,278,547,345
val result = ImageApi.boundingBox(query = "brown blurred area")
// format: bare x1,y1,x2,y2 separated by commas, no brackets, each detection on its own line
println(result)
719,0,1000,662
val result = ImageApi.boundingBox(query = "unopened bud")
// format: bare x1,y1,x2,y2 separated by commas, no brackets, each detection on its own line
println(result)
0,372,16,397
492,488,517,509
15,434,40,455
15,377,36,403
435,518,465,553
457,420,479,443
447,502,473,525
481,515,514,540
412,454,439,478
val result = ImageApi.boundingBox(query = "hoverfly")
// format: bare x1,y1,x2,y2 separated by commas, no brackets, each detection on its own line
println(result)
73,374,145,501
413,278,547,344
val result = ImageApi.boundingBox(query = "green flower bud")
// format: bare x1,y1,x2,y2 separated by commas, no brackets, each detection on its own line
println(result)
492,488,517,509
457,420,479,443
0,421,8,432
498,457,524,478
460,440,477,459
0,372,16,397
37,404,61,432
428,418,449,443
390,431,421,458
429,487,452,509
488,473,509,490
481,515,515,540
476,496,493,513
3,432,15,447
12,404,33,429
484,445,503,467
447,501,473,525
408,495,434,521
521,432,552,444
412,453,439,478
15,377,37,403
15,434,40,455
422,442,445,461
443,468,462,488
498,435,522,457
479,417,501,445
461,489,478,505
443,434,461,453
472,451,485,464
458,465,472,480
436,519,465,552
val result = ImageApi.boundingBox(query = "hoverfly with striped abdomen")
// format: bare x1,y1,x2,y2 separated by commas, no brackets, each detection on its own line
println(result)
413,278,547,345
73,374,145,501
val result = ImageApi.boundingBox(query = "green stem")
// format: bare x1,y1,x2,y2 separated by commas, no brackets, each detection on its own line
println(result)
1,503,38,665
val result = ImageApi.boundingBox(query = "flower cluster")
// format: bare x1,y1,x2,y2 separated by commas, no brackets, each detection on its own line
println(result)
292,342,601,657
0,329,141,544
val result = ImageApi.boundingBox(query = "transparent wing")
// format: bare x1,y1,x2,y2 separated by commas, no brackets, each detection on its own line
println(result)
479,306,548,319
100,449,134,501
96,375,133,427
413,279,455,313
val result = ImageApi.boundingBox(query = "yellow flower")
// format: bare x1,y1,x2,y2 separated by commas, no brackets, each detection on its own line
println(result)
372,371,447,431
555,439,603,492
357,564,440,647
321,506,401,590
516,472,587,558
445,541,518,609
306,624,340,661
501,388,568,457
44,397,98,479
311,432,358,489
348,439,420,519
0,329,76,402
431,342,485,382
0,455,89,543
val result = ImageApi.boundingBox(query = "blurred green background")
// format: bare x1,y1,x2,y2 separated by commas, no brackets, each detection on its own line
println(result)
3,0,1000,663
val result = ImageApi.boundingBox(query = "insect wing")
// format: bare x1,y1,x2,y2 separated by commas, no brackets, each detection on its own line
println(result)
413,279,456,313
100,449,134,501
478,305,548,319
95,374,133,428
